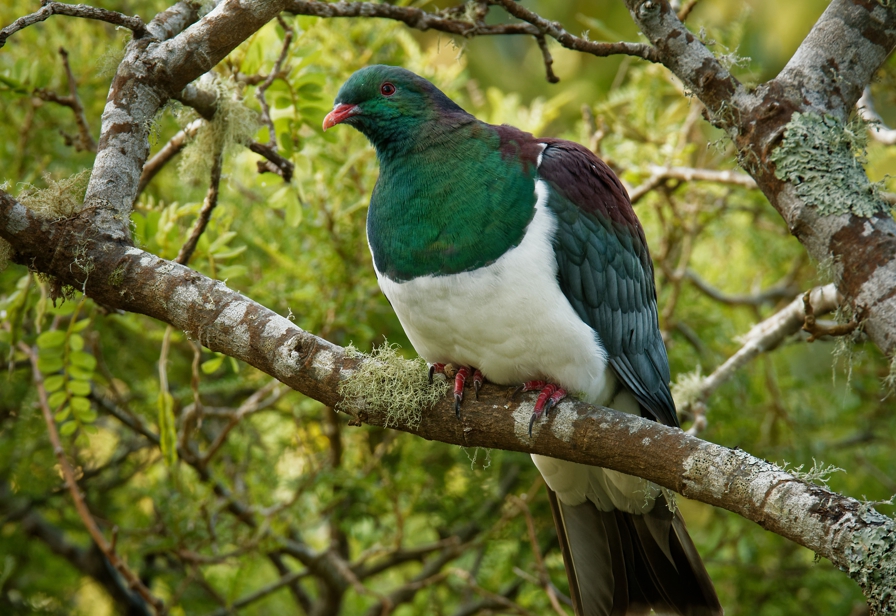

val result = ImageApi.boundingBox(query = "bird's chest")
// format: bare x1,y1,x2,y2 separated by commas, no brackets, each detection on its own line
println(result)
374,202,613,404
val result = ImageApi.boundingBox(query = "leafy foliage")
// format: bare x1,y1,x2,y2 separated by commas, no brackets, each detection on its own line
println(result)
1,1,895,615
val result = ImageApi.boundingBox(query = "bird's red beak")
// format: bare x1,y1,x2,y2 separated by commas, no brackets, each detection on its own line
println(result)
323,103,359,131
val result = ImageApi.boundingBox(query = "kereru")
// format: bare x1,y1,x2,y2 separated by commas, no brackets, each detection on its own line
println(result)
324,65,722,616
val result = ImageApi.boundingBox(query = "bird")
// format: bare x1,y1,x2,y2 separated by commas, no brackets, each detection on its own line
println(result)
324,65,722,616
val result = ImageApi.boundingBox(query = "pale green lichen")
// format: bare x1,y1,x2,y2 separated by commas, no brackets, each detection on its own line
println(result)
338,343,449,429
179,75,259,182
671,367,705,409
844,508,896,614
17,169,91,219
771,112,889,218
780,458,845,488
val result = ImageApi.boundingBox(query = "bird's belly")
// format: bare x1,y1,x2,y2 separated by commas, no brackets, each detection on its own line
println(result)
376,203,613,405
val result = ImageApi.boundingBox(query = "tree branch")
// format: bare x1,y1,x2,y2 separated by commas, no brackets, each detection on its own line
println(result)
0,1,148,48
20,342,165,615
679,284,841,420
83,0,291,241
2,188,892,607
857,86,896,146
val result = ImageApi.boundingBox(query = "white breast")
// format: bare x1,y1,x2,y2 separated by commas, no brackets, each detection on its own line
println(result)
375,180,614,406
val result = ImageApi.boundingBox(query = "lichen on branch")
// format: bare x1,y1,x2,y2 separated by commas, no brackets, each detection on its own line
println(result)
338,343,448,428
770,112,889,218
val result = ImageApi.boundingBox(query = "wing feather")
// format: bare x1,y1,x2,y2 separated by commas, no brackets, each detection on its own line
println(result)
537,140,677,427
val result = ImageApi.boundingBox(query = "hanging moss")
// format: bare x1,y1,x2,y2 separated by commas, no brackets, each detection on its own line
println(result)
338,343,449,429
770,112,889,218
179,75,259,182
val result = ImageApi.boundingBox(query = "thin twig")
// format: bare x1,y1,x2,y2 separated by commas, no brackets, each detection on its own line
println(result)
629,165,758,203
508,496,569,616
137,119,204,197
284,0,660,81
0,2,148,48
256,17,294,150
199,381,285,468
20,343,165,614
494,0,660,70
680,284,842,433
686,269,798,306
34,47,96,152
176,148,224,266
535,34,559,84
249,141,294,181
204,569,310,616
802,290,859,341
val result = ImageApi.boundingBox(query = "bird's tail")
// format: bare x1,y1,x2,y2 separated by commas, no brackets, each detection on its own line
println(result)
547,487,722,616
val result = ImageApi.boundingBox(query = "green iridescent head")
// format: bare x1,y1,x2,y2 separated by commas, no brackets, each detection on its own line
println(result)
323,65,468,147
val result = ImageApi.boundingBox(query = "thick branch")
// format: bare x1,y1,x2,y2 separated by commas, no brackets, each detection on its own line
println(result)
624,0,896,358
1,190,892,608
83,0,290,241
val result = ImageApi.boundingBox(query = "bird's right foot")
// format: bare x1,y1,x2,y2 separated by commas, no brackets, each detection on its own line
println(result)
510,381,567,437
429,363,483,417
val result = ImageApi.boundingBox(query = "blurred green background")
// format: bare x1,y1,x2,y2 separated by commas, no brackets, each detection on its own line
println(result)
1,1,895,614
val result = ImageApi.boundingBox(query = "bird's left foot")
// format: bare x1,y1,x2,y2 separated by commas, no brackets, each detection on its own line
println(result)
429,363,484,418
511,381,567,437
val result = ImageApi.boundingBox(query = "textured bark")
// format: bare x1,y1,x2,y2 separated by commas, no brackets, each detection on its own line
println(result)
2,0,896,611
624,0,896,357
2,188,894,610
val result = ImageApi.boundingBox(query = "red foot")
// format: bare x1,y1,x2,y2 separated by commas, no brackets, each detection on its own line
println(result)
429,364,484,418
453,366,469,417
512,380,567,436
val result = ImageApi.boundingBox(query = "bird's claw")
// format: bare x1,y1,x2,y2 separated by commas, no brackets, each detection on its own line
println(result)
513,381,567,437
431,364,483,418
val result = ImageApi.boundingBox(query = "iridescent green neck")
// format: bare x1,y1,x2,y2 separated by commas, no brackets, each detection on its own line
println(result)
367,121,537,281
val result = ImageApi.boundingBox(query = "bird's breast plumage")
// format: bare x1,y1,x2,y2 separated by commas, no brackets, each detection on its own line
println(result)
375,182,615,406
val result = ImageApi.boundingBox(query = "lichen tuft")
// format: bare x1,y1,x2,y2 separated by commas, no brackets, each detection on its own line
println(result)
770,112,889,218
179,75,259,182
338,343,449,429
17,169,91,219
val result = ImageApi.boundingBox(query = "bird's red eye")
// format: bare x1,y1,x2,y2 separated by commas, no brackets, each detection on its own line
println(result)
380,82,396,96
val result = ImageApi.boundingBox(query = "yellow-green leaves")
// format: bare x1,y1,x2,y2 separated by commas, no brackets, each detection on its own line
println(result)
157,390,177,468
36,313,96,439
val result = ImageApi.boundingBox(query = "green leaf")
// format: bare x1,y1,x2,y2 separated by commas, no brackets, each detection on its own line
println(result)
157,391,178,467
37,355,64,374
71,319,91,333
58,421,78,436
55,406,71,422
44,374,66,393
201,356,224,374
68,334,84,352
68,380,91,396
68,365,93,381
36,330,66,349
69,351,97,371
70,397,95,423
48,391,68,409
69,396,91,413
